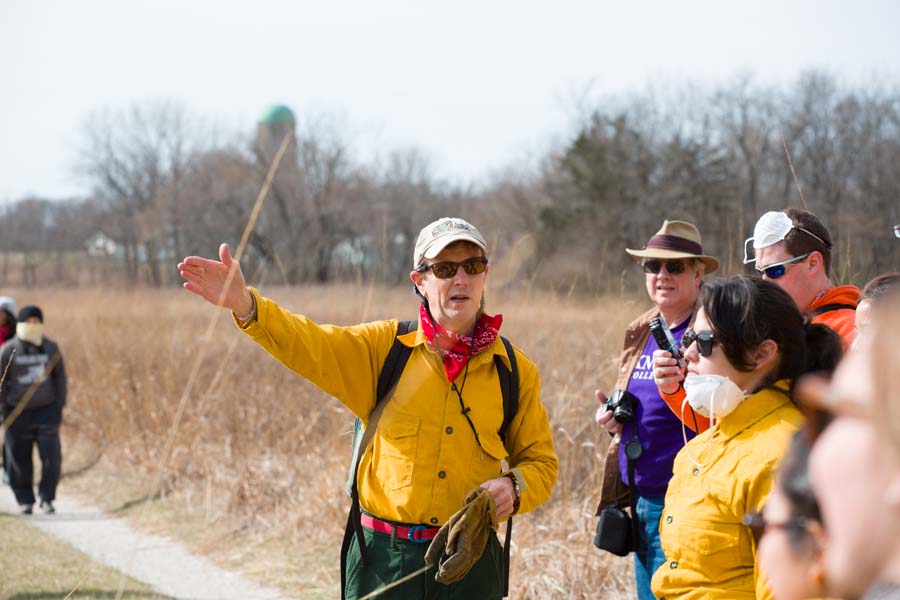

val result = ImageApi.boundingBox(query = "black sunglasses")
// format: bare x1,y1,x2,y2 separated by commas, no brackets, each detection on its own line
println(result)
642,259,688,275
416,256,488,279
743,511,810,545
682,329,716,357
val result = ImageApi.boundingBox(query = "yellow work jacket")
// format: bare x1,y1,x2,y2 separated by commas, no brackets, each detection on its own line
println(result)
651,382,804,600
237,288,558,526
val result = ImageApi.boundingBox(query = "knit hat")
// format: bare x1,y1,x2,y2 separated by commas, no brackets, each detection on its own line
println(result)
0,296,15,317
18,305,43,323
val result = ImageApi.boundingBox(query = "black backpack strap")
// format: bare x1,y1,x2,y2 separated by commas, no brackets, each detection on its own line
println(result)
496,336,519,442
341,319,417,600
494,335,519,598
809,303,857,316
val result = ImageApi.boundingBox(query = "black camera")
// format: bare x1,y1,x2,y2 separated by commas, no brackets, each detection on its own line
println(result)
604,389,637,424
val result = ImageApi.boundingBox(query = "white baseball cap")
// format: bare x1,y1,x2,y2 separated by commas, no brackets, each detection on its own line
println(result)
413,218,487,268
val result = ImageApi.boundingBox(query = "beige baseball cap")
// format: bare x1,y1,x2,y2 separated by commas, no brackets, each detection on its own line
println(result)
413,217,487,268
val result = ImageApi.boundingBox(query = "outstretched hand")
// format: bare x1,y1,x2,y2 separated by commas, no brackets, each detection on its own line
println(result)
178,243,253,315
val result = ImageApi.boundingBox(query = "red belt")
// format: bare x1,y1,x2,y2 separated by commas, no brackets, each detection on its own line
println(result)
360,514,440,544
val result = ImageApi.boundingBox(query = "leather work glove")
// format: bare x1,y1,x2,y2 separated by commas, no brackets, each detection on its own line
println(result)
424,487,499,584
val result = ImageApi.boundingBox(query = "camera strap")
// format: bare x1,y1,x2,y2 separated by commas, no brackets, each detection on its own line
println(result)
625,430,641,552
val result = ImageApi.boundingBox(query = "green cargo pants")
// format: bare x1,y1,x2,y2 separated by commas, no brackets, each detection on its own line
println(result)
345,524,503,600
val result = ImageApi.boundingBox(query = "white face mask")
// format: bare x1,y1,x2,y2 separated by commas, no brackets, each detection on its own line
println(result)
16,322,43,346
679,374,748,468
684,374,747,420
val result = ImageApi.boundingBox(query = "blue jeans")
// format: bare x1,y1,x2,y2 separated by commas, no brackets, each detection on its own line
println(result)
633,494,665,600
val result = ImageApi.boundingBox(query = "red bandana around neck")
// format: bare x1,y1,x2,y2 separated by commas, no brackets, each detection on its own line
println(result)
418,303,503,382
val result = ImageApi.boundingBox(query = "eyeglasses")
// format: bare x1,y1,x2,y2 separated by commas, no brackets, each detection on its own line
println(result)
416,256,488,279
743,511,810,545
756,252,811,279
642,260,689,275
682,329,716,357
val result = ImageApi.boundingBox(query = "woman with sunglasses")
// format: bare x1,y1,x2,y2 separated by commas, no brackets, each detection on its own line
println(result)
595,220,717,600
650,275,842,600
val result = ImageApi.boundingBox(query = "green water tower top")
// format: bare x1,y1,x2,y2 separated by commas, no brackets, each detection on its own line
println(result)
258,104,295,124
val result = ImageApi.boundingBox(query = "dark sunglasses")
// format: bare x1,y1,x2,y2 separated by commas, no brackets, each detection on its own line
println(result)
416,256,488,279
641,259,689,275
743,511,810,545
756,252,811,279
681,329,716,357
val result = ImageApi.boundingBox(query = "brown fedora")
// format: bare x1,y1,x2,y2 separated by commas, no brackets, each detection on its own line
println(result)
626,220,719,273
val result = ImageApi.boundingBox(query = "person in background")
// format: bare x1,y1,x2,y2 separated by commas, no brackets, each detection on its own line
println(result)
853,272,900,348
0,297,16,344
744,208,859,347
1,305,67,514
650,276,842,600
807,295,900,599
595,219,715,600
752,430,831,600
0,296,15,485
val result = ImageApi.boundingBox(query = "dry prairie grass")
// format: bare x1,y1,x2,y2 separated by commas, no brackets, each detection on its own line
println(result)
25,283,648,599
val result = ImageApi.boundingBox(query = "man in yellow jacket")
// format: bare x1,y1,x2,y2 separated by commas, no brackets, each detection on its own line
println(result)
178,217,558,600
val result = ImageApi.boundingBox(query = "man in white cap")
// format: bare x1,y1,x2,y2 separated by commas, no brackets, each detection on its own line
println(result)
178,218,558,600
745,207,860,347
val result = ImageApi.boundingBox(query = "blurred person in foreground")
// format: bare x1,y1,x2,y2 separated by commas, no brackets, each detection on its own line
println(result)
853,272,900,348
807,294,900,599
751,430,832,600
594,219,716,600
744,208,859,347
1,305,67,514
650,276,842,600
178,217,558,600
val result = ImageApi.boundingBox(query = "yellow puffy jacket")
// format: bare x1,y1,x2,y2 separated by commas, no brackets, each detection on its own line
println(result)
237,288,558,526
651,382,804,600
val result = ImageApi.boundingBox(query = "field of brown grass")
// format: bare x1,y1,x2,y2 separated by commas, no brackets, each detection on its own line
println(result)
18,283,649,599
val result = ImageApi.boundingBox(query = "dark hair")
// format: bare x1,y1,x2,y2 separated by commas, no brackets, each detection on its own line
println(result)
778,430,823,555
700,275,842,387
783,208,834,273
860,272,900,304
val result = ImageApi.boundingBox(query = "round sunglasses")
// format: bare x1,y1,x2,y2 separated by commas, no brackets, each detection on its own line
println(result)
641,259,689,275
681,329,716,357
416,256,488,279
756,252,811,279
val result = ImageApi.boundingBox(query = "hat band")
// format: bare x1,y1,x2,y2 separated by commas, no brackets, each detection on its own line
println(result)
645,234,703,255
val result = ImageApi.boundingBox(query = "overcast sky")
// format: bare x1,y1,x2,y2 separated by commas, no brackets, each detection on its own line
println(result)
2,0,899,201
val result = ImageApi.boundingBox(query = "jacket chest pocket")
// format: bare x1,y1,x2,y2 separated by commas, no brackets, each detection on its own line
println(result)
374,417,421,491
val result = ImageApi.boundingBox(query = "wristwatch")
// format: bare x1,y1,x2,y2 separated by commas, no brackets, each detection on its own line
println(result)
505,472,521,514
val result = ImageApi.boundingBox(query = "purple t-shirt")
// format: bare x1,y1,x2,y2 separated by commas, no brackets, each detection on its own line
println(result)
618,316,696,498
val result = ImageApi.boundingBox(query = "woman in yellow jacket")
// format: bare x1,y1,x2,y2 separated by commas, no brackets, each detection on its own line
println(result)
650,276,842,600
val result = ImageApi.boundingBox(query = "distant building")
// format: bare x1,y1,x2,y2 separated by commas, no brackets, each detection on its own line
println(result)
256,104,297,166
85,232,121,257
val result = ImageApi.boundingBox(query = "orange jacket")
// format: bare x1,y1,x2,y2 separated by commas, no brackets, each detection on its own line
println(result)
806,284,860,350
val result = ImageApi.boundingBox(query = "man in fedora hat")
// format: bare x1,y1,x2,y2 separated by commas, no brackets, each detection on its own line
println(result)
178,217,558,599
595,219,718,600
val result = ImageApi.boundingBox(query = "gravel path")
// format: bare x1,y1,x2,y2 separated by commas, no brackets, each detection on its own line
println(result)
0,490,290,600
